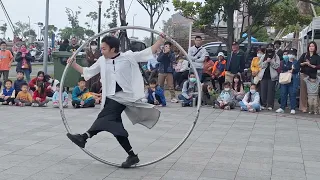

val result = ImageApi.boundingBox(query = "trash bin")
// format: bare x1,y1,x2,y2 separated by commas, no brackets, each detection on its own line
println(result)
52,51,87,88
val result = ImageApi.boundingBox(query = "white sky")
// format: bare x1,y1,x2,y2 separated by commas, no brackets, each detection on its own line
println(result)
0,0,180,40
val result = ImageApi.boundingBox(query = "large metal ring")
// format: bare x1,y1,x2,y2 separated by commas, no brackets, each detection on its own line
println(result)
59,26,202,168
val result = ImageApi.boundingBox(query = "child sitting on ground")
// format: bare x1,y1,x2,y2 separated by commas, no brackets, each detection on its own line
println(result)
178,72,198,107
14,82,32,106
14,71,27,96
239,84,261,112
0,79,15,105
72,77,95,108
32,82,49,107
304,74,320,114
143,78,166,107
202,84,218,105
52,83,68,108
90,81,102,104
214,82,236,110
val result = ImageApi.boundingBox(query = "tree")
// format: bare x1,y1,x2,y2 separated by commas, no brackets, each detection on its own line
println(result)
162,17,188,38
104,0,118,28
142,35,157,47
23,29,37,37
137,0,170,43
14,21,29,37
86,11,98,30
59,7,86,39
85,29,95,37
0,23,7,38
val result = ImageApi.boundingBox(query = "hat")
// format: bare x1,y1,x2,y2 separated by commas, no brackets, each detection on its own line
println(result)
217,52,225,57
232,42,239,45
204,52,210,57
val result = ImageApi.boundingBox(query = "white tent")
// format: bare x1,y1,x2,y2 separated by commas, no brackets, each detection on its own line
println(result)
299,17,320,55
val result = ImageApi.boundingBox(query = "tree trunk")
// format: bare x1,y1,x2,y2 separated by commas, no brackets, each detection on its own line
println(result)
226,7,235,53
150,15,154,45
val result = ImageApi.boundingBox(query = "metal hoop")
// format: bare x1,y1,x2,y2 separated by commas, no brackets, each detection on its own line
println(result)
59,26,202,168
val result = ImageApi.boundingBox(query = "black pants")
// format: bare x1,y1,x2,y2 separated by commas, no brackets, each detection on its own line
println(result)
260,79,276,108
214,100,235,109
213,76,225,91
0,97,14,104
147,94,163,105
72,99,95,108
174,71,189,87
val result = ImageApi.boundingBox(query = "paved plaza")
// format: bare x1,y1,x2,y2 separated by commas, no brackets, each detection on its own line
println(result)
0,103,320,180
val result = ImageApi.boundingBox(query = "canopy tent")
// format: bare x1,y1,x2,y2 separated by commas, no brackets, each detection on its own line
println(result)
299,17,320,55
242,33,258,42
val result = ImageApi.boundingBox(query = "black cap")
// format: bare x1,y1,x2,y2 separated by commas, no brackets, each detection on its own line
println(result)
288,48,297,56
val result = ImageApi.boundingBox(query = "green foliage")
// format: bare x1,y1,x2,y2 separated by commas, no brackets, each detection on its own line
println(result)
252,27,269,42
85,29,95,37
23,29,37,37
104,0,118,28
14,21,29,37
270,0,312,28
0,23,7,35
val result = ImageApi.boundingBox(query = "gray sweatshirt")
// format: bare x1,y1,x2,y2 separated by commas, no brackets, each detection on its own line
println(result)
304,77,320,96
188,46,207,69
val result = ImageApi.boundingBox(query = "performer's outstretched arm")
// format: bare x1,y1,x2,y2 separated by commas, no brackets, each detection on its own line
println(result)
151,35,165,54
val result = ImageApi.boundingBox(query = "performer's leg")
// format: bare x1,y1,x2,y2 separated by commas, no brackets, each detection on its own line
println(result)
115,135,140,168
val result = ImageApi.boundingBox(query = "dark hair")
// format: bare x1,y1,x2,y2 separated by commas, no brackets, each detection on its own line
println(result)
0,41,6,45
164,41,172,46
78,77,86,82
63,39,69,44
101,35,120,53
37,82,46,95
20,82,28,88
44,74,51,82
37,71,45,77
309,73,317,79
189,72,195,76
232,74,243,92
288,48,297,56
274,40,281,46
56,83,60,87
17,70,25,75
195,36,202,40
4,79,12,84
257,48,265,53
223,82,231,87
307,41,318,54
149,78,157,85
90,41,98,46
247,84,257,103
266,43,274,49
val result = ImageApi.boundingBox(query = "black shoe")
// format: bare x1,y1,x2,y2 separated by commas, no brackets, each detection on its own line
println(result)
66,133,87,148
121,155,140,168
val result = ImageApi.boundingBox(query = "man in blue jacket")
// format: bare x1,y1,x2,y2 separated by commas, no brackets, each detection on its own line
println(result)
157,41,178,103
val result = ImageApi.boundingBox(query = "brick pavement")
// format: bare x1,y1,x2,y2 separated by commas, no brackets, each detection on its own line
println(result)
0,103,320,180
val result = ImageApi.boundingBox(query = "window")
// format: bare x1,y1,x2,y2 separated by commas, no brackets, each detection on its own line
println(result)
130,41,146,52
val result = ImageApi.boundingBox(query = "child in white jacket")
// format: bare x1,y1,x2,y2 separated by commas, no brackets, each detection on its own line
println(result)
239,84,261,112
52,83,68,108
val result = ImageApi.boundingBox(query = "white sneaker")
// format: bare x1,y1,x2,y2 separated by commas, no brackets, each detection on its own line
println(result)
290,110,296,114
267,107,273,111
276,108,284,113
171,98,178,103
261,106,266,110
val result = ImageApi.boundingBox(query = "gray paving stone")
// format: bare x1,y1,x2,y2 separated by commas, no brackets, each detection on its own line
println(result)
200,170,237,180
236,169,271,178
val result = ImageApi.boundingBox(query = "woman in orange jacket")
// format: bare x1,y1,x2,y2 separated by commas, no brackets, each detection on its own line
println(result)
212,52,227,91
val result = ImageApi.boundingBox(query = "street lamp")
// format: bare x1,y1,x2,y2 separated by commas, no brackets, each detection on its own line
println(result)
132,14,137,38
43,0,49,73
97,0,102,49
28,16,31,36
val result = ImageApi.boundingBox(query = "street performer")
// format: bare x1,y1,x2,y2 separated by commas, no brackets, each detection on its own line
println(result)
66,35,166,168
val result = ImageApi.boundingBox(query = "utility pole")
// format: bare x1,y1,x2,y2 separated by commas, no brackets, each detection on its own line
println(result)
28,16,30,36
43,0,49,74
97,0,102,50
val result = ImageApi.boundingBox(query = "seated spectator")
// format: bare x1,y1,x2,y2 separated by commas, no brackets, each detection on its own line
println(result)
178,72,198,107
201,53,215,85
0,79,15,105
45,74,60,92
174,55,189,90
239,84,261,112
232,74,245,101
214,82,236,110
29,71,52,96
14,82,32,106
202,84,218,105
212,52,226,91
14,71,27,96
52,83,68,108
143,79,166,107
90,81,102,104
72,77,95,108
32,82,49,107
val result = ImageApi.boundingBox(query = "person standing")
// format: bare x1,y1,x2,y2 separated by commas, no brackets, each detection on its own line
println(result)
86,41,101,88
59,39,70,51
298,41,320,113
67,37,80,53
274,40,283,61
188,36,207,77
157,41,178,103
257,43,280,110
0,41,14,81
225,42,245,83
15,44,33,82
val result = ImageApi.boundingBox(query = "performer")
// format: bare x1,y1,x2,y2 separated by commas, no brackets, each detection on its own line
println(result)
66,35,165,168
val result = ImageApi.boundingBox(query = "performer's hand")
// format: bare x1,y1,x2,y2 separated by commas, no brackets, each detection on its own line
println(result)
67,57,76,66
